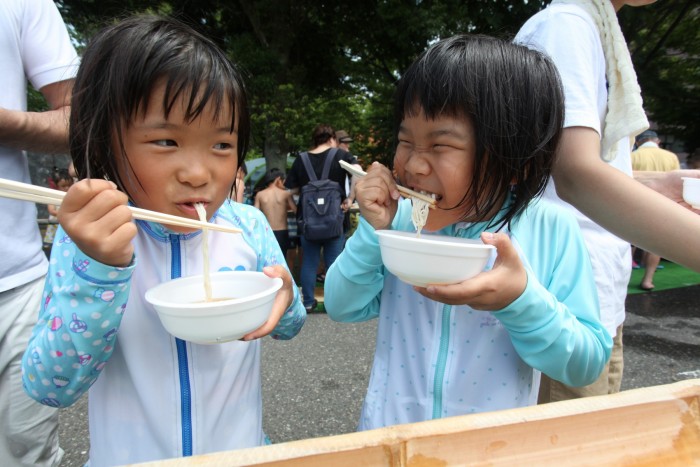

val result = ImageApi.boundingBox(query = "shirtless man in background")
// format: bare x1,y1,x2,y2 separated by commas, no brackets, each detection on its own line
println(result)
255,168,297,254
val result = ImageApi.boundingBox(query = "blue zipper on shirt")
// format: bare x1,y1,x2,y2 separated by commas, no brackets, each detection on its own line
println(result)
170,235,193,457
432,304,452,419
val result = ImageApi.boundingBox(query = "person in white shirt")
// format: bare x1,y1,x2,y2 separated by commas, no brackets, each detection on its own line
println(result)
515,0,700,402
0,1,79,464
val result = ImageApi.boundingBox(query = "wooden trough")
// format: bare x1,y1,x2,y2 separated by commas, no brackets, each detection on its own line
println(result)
133,379,700,466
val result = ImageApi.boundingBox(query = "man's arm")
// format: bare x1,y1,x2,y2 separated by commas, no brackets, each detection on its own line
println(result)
553,126,700,272
0,79,73,154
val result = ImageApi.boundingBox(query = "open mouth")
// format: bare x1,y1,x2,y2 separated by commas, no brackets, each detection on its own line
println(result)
178,201,209,216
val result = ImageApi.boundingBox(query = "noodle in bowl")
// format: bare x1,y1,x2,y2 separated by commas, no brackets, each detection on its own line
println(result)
376,230,495,287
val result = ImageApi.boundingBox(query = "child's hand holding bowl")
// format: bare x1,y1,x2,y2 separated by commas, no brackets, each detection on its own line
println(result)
416,231,528,311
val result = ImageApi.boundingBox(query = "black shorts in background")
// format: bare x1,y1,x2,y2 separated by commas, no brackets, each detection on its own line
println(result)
273,230,290,252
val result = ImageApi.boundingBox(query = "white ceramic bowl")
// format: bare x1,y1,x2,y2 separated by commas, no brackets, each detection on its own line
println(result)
375,230,495,287
144,271,282,344
682,177,700,209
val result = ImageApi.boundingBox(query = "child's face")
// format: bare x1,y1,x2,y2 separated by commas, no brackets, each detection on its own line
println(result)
57,178,73,192
116,82,239,233
394,109,476,232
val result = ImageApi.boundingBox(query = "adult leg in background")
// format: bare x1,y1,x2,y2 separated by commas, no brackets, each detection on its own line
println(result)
321,235,345,275
0,276,63,467
299,236,322,309
640,251,660,290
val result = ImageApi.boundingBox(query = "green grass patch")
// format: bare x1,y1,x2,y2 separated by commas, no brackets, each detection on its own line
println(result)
628,260,700,295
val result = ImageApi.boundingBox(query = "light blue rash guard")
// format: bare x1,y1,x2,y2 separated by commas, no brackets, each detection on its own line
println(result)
324,197,611,431
21,201,306,466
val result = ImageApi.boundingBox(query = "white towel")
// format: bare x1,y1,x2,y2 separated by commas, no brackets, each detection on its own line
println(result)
553,0,648,161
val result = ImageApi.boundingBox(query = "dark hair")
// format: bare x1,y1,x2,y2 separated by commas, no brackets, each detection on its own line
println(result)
69,15,250,200
264,168,284,186
636,129,659,145
311,124,335,148
394,34,564,229
48,167,72,187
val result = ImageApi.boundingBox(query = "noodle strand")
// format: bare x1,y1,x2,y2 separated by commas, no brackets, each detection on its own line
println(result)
194,203,213,302
411,197,431,237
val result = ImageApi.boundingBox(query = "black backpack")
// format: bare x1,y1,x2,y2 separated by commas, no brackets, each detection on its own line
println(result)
298,149,344,241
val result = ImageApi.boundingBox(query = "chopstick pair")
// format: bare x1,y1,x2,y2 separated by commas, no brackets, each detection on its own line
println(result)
0,177,242,234
339,160,437,208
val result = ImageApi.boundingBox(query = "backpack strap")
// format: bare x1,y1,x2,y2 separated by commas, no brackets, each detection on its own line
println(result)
299,152,317,182
320,148,338,180
299,148,339,182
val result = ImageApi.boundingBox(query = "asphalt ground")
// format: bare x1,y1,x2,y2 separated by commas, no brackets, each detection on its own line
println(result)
56,285,700,466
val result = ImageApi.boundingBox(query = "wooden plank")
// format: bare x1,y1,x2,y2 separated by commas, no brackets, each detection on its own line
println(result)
129,379,700,466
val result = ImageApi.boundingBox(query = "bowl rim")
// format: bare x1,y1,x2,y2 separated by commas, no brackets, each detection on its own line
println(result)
144,271,283,310
375,229,496,250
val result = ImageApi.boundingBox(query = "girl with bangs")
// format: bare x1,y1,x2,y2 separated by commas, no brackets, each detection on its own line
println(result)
325,35,611,430
21,15,305,465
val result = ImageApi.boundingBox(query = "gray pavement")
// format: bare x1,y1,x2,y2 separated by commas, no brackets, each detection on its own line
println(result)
56,286,700,466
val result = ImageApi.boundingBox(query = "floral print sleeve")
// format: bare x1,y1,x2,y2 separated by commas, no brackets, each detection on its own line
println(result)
231,203,306,340
21,227,135,408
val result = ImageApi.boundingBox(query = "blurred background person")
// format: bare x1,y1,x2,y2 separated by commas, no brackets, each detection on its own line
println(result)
335,129,353,152
631,130,680,290
334,129,361,239
0,0,79,465
255,168,297,257
233,163,248,203
515,0,652,404
285,124,358,312
632,130,680,172
42,167,74,256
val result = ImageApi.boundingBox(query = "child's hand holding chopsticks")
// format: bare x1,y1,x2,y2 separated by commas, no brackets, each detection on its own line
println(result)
58,179,136,267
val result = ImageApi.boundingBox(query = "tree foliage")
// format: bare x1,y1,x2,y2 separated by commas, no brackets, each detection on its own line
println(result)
54,0,698,172
620,1,700,153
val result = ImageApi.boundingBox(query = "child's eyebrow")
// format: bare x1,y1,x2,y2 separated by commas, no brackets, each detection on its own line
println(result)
398,123,463,139
398,124,412,135
135,119,178,130
136,121,237,135
214,126,238,134
399,125,463,139
428,129,463,138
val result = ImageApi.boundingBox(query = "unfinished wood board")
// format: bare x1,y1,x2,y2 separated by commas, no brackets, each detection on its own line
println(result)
131,379,700,466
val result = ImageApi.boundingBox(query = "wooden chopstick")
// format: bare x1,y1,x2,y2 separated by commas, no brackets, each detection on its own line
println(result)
0,178,241,234
339,160,437,208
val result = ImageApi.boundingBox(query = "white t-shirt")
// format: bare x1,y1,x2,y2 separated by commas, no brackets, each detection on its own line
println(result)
515,3,631,336
0,0,79,291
